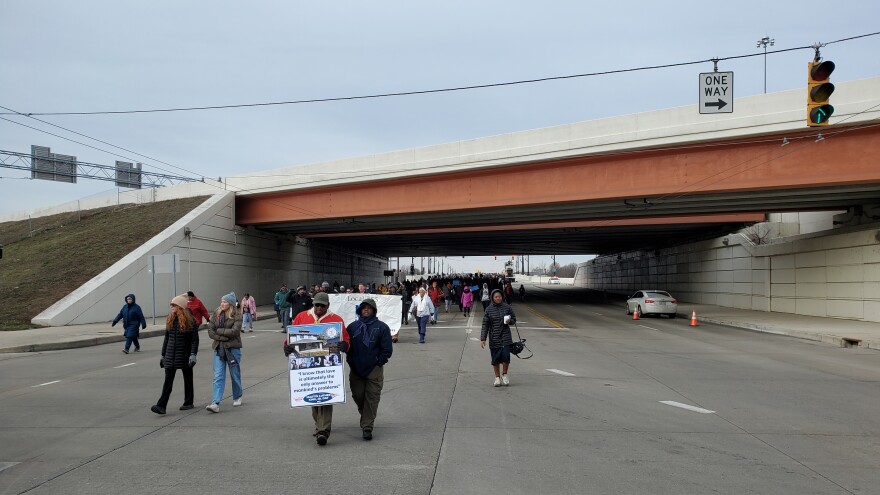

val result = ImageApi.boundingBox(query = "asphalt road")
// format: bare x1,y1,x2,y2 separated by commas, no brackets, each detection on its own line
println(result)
1,285,878,495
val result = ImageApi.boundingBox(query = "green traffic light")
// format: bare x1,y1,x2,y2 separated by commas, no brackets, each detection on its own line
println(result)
809,104,834,124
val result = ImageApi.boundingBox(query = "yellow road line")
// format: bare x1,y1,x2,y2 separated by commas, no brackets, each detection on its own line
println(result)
522,304,565,329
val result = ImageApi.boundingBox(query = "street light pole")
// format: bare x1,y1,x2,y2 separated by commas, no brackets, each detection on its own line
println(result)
756,36,774,94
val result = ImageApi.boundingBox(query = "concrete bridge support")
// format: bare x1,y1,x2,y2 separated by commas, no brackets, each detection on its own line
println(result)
32,193,385,327
575,214,880,323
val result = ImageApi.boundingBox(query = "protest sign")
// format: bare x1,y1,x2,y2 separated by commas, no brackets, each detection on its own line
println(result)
287,322,346,408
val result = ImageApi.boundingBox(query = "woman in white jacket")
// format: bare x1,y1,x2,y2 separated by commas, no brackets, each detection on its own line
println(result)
409,287,435,344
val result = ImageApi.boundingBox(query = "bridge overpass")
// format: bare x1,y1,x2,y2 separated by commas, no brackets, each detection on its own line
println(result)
234,77,880,256
26,77,880,327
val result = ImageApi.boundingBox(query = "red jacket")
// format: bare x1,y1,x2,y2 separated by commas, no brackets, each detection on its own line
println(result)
187,297,210,326
286,309,350,348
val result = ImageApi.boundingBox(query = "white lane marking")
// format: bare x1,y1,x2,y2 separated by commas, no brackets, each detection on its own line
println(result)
593,312,604,316
638,325,659,331
114,363,137,368
469,337,480,341
247,335,258,339
32,380,60,388
660,401,715,414
546,369,576,377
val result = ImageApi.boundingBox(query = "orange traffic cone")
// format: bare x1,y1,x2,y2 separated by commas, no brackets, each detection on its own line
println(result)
689,310,699,327
632,307,640,320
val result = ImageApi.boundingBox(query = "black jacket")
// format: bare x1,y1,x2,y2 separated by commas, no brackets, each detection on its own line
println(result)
481,301,516,349
161,313,199,369
286,292,313,319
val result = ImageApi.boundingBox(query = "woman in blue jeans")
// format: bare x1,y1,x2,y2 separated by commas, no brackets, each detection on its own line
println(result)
206,292,243,413
409,287,435,344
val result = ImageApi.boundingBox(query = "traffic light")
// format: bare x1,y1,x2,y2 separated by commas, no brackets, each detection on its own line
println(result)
807,60,834,126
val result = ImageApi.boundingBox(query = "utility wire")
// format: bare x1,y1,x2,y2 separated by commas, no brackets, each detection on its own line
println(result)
5,31,878,117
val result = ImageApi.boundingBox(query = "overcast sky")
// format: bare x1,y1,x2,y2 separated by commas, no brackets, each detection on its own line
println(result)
2,1,878,272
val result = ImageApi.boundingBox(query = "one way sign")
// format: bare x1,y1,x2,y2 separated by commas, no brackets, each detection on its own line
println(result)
699,72,733,114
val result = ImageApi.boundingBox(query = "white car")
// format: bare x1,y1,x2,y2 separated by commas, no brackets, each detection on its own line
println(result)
548,277,560,285
626,290,678,318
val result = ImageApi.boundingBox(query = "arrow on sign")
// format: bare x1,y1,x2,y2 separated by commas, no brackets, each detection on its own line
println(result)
704,99,728,110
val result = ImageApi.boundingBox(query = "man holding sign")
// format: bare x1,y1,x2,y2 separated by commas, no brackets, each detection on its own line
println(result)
284,292,349,446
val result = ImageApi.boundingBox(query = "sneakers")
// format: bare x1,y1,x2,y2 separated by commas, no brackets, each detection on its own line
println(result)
501,374,510,386
150,405,166,415
133,348,141,352
122,349,129,354
362,429,373,441
233,398,242,407
206,403,220,413
316,432,328,446
493,377,501,387
179,404,194,411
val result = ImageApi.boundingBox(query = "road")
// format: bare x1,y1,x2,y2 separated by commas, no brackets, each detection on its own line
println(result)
1,285,878,494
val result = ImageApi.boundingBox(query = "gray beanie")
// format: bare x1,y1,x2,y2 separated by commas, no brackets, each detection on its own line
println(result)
222,292,237,305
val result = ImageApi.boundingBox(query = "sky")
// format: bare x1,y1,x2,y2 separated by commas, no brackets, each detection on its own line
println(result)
1,1,878,272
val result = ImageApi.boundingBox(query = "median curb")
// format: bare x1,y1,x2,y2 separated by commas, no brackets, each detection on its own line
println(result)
680,313,880,351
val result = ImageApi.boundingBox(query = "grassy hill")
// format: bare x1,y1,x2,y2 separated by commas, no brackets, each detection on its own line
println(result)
0,196,209,330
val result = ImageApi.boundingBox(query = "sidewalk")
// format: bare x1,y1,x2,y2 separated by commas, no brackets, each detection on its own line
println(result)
0,306,279,353
1,303,878,353
673,303,880,350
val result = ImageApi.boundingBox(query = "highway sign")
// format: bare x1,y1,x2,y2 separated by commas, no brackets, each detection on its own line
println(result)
699,72,733,114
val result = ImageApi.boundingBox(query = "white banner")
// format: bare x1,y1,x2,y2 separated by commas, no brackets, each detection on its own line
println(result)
328,293,403,336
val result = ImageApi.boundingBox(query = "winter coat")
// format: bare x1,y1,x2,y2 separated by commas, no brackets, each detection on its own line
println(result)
207,309,242,350
409,294,435,318
461,291,474,308
346,314,393,379
286,292,312,319
112,294,146,338
240,296,256,316
161,311,199,369
480,299,517,349
275,290,291,310
187,297,210,326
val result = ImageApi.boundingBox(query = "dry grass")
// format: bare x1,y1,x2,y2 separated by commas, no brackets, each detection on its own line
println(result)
0,196,209,330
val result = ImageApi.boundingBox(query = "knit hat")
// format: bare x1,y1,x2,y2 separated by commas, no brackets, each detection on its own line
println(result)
171,294,189,308
321,281,330,288
358,298,378,315
222,292,237,305
313,292,330,306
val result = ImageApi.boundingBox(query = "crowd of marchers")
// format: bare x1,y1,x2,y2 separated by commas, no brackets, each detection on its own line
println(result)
111,272,523,446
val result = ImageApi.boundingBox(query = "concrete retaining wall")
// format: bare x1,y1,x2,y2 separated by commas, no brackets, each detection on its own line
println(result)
575,221,880,323
32,192,385,326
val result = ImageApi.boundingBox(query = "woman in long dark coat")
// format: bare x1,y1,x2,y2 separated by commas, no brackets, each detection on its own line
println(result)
151,294,198,415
